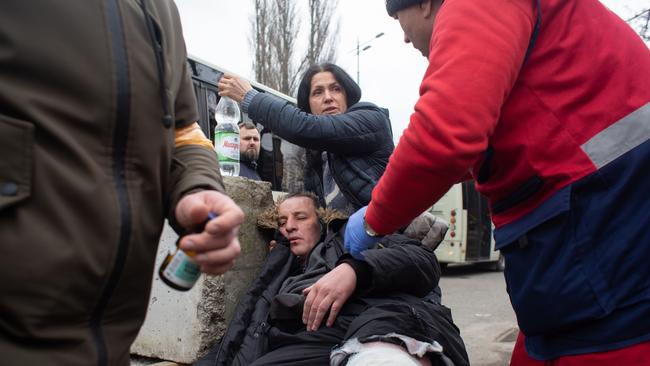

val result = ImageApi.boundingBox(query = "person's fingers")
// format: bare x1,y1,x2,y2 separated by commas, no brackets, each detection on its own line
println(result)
306,289,325,330
201,193,245,235
199,259,236,275
302,287,317,325
326,298,344,327
175,194,209,229
179,227,238,253
217,75,238,98
175,190,244,232
218,74,233,85
217,74,250,101
308,295,332,331
203,213,244,238
173,191,243,276
192,239,241,267
177,192,244,253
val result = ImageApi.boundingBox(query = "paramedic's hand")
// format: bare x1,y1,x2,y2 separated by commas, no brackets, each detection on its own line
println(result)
217,74,253,103
302,264,356,331
344,206,382,261
176,190,244,275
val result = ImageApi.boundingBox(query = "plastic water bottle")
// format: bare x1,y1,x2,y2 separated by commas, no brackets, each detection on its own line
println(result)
214,96,241,176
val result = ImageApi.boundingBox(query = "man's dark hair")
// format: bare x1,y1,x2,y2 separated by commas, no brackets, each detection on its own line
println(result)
296,63,361,113
278,192,321,213
239,121,257,130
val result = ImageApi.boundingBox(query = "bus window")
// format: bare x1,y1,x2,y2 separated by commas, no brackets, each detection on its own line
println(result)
187,56,304,192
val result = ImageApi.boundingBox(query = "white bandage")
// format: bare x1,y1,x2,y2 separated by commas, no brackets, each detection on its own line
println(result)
331,334,444,366
346,342,423,366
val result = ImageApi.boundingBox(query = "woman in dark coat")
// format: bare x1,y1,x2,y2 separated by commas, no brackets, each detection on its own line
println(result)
218,64,394,214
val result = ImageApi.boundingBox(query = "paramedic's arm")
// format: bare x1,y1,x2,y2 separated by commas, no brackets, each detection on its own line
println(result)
365,0,534,234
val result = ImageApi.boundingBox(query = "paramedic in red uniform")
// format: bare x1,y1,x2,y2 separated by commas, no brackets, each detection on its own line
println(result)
343,0,650,364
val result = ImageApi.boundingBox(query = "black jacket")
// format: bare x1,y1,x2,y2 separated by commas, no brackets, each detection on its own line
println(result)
198,222,468,366
239,159,261,180
247,94,394,208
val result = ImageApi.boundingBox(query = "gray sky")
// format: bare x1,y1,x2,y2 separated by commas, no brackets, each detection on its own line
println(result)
177,0,648,142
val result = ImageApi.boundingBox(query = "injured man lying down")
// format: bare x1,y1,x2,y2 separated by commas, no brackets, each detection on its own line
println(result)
195,192,468,366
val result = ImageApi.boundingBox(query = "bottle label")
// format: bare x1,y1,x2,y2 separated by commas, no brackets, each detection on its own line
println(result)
162,250,201,289
214,132,240,161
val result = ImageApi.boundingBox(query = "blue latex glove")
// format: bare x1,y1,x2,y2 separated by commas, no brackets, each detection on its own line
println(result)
344,206,382,260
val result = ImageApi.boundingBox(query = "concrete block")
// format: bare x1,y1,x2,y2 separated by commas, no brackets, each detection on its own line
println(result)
131,177,274,364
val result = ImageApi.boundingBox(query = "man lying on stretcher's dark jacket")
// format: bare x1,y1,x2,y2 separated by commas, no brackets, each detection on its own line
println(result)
196,193,468,366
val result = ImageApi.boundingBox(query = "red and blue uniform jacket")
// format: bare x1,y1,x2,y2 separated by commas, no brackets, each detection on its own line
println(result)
366,0,650,359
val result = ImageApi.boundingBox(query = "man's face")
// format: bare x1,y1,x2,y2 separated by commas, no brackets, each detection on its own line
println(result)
308,71,348,115
239,126,260,161
394,0,439,58
278,196,322,260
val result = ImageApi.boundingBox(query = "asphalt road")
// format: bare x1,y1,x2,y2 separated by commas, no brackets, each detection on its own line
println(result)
439,264,519,366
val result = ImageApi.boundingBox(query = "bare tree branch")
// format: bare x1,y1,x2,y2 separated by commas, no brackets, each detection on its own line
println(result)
249,0,340,95
250,0,277,88
626,7,650,42
273,0,300,94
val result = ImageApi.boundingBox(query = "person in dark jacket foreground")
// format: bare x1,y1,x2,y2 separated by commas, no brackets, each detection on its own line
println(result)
197,193,468,366
218,64,394,215
0,1,243,365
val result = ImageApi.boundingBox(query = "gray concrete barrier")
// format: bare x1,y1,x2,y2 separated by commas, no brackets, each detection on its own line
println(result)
131,177,274,364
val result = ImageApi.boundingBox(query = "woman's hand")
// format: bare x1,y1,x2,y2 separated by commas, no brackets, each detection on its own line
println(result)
217,74,253,103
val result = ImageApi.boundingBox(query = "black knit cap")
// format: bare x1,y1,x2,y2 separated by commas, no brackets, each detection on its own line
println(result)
385,0,424,17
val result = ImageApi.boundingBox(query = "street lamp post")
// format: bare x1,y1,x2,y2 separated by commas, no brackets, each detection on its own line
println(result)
355,32,385,84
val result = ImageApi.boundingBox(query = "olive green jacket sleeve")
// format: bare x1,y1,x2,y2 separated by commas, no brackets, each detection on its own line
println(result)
167,54,225,233
167,144,225,234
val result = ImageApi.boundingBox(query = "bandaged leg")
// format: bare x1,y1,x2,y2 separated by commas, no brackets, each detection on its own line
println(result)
346,341,428,366
331,333,453,366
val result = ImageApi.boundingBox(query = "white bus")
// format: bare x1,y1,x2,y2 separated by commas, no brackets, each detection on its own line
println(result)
430,181,504,270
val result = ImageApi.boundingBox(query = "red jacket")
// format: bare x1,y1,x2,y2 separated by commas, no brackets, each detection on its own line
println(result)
366,0,650,233
366,0,650,359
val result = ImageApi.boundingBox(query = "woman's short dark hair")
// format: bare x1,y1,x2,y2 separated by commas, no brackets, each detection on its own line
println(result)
296,63,361,113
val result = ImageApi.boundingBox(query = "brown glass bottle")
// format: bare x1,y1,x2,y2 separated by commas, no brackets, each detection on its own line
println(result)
159,212,216,291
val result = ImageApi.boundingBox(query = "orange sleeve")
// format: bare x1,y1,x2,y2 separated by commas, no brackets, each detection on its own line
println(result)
174,122,214,150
